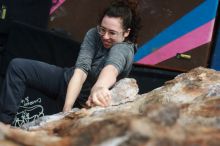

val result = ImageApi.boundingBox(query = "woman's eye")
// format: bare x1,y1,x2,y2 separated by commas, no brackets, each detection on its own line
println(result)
101,28,106,33
109,31,117,35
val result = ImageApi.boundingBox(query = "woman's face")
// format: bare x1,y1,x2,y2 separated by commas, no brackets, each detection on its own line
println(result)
98,15,130,48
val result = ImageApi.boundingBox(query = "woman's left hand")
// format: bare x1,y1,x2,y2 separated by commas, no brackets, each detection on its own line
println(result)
86,86,112,107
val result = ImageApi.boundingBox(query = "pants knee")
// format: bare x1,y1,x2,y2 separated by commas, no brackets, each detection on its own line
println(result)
7,58,28,73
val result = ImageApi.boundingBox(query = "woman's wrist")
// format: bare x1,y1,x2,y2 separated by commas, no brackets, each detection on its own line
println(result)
63,105,72,112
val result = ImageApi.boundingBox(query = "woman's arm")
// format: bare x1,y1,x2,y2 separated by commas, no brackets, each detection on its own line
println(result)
86,43,134,107
63,68,87,112
63,28,98,111
86,64,118,107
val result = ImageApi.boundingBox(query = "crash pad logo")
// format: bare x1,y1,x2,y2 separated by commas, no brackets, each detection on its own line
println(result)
12,96,44,127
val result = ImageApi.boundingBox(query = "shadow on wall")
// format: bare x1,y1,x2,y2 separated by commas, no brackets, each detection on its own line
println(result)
129,65,181,94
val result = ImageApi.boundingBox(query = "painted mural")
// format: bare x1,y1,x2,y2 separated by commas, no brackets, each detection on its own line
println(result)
134,0,219,71
49,0,219,71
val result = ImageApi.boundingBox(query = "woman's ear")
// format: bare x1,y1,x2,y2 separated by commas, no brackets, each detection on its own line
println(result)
123,28,131,38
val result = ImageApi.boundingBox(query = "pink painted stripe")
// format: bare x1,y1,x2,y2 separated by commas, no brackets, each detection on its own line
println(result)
137,19,215,65
50,0,66,15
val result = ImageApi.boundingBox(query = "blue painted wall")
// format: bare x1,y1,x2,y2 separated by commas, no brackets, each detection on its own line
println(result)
211,22,220,71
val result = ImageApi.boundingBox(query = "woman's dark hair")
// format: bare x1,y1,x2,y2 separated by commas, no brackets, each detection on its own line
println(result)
99,0,141,43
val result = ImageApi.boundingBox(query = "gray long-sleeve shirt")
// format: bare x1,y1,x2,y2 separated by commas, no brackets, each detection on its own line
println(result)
64,27,135,106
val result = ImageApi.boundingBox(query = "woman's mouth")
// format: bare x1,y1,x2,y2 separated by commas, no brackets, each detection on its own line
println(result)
103,41,112,48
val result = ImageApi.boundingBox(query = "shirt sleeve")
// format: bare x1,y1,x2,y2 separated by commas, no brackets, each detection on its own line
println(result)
104,43,134,74
75,28,98,74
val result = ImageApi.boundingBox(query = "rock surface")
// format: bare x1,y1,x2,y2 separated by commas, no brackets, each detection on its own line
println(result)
1,67,220,146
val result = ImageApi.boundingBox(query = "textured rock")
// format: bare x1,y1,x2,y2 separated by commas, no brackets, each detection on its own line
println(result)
110,78,139,105
1,67,220,146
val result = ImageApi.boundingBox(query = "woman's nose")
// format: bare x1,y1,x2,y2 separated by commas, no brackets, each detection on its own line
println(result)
103,32,110,39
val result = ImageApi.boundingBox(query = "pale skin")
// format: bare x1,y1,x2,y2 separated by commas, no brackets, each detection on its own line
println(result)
63,16,130,112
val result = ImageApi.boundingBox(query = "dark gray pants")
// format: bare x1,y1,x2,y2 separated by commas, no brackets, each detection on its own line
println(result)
0,58,67,124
